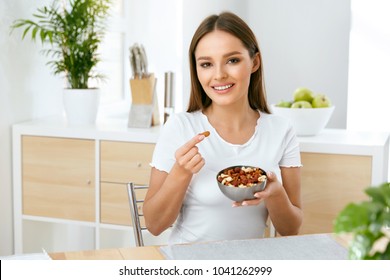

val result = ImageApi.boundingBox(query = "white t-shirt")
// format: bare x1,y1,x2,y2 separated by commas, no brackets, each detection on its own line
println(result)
151,110,301,244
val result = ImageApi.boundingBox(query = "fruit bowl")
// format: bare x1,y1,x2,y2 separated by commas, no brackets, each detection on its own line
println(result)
216,165,267,202
271,104,335,136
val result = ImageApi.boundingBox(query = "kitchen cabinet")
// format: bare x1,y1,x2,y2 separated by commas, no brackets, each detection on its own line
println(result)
12,117,162,254
100,140,154,226
298,130,389,234
22,136,95,222
12,117,389,253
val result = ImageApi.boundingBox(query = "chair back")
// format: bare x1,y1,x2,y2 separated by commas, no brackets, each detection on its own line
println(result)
127,182,149,247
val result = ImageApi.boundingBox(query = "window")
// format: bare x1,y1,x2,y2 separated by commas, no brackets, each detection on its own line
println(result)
347,0,390,132
91,0,130,105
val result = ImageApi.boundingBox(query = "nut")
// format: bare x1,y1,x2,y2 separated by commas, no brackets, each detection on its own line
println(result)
217,166,266,188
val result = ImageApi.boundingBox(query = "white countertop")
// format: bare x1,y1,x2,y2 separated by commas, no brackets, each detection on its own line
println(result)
12,116,390,153
298,128,389,155
12,115,162,143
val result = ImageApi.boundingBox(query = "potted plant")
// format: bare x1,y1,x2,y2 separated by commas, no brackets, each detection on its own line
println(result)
334,182,390,259
11,0,112,125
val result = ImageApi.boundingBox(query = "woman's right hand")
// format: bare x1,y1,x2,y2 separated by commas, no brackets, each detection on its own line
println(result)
174,133,207,174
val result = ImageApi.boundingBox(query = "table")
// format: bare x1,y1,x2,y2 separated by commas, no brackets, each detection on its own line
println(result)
50,246,164,260
49,233,350,260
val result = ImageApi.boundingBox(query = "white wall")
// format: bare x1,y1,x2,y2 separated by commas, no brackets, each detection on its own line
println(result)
126,0,182,117
0,0,63,255
0,0,352,255
247,0,351,129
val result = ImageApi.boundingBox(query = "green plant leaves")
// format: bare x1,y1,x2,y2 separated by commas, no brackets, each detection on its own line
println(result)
334,203,369,233
10,0,112,89
334,182,390,259
366,182,390,205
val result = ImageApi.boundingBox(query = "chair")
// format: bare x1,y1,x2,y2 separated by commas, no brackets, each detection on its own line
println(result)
127,182,149,247
127,182,276,247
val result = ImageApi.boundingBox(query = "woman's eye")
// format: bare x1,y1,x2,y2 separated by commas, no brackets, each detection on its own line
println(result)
200,62,211,68
228,58,240,64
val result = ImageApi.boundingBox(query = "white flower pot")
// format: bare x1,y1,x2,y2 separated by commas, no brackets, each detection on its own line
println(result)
63,88,100,125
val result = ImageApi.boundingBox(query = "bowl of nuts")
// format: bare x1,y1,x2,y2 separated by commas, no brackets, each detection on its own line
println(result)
216,165,267,202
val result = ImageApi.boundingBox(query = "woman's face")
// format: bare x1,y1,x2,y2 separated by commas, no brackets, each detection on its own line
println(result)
194,30,259,108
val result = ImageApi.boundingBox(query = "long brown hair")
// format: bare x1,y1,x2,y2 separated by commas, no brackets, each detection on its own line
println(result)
187,12,270,113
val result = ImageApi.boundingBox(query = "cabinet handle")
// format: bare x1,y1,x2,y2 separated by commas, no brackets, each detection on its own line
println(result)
137,162,142,168
87,180,91,185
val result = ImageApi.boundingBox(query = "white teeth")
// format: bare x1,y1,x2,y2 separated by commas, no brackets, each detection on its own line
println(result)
214,84,233,90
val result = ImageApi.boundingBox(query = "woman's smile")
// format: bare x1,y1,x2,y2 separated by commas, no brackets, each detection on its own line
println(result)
212,83,235,93
195,30,257,106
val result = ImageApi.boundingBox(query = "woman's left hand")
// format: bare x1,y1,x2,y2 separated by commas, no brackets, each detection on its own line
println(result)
232,171,284,207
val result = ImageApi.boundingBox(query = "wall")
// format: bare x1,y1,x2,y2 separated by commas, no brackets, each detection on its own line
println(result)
126,0,182,115
247,0,351,129
0,0,63,255
0,0,352,255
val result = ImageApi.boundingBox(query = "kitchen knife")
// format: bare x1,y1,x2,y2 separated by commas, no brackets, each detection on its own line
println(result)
131,43,142,79
139,44,148,77
129,46,137,79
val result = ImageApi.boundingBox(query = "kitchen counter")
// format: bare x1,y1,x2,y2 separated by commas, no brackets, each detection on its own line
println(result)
12,116,390,253
12,115,161,143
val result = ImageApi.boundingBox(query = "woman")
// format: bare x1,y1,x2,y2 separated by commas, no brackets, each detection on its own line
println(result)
143,12,303,244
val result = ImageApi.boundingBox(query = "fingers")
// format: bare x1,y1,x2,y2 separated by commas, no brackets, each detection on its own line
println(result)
176,132,207,158
232,171,274,207
179,150,204,171
175,132,209,174
232,197,263,207
266,171,276,182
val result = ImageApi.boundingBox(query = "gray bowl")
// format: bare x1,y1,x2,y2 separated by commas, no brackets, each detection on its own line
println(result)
216,165,267,202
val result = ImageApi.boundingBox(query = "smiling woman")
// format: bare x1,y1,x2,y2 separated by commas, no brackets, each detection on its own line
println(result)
143,12,303,245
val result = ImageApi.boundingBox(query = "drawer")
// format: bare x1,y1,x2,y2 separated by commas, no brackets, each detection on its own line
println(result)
100,182,147,226
100,141,155,184
22,136,95,221
300,152,372,234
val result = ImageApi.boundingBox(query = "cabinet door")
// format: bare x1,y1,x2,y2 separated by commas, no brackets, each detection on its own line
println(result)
100,141,153,225
300,152,372,234
22,136,95,221
100,182,147,226
100,141,155,184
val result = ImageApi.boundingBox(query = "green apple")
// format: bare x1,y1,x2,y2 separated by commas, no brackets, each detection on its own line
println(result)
275,100,292,108
291,100,312,108
293,87,314,103
312,94,331,108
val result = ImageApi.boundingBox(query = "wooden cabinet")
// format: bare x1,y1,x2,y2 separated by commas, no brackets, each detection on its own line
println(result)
100,141,154,184
100,141,154,226
300,152,372,234
12,118,161,253
22,136,95,222
12,119,389,254
298,130,389,235
100,182,131,226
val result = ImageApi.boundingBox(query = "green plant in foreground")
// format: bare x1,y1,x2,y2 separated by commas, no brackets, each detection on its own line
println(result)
10,0,111,89
334,182,390,259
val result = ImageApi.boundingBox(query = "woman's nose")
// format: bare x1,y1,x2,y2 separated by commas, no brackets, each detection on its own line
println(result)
214,65,228,80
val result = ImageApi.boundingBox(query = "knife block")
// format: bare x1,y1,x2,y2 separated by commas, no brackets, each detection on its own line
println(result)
128,74,160,128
